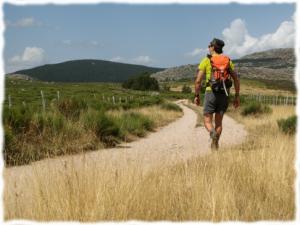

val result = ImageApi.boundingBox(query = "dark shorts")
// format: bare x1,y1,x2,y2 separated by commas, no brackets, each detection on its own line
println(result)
203,91,229,115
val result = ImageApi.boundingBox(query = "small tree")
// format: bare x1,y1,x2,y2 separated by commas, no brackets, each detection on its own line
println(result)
122,72,159,91
162,83,171,92
181,85,192,93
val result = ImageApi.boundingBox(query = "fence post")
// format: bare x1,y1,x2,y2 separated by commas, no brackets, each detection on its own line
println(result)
57,91,60,101
40,90,46,112
22,101,26,107
112,96,115,105
102,94,105,101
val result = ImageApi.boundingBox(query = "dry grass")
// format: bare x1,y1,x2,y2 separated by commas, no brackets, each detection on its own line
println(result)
4,105,295,221
240,83,295,96
108,105,183,128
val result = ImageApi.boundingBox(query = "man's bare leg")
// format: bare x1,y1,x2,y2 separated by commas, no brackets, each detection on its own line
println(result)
213,113,224,149
215,113,224,137
204,113,214,132
204,113,219,150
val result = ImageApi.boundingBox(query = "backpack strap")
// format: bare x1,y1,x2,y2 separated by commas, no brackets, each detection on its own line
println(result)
206,54,214,87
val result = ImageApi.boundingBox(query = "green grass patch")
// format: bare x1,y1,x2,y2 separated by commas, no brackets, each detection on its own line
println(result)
277,115,297,135
241,102,272,116
116,112,154,138
82,109,120,146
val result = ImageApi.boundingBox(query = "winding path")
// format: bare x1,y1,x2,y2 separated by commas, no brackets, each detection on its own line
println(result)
5,100,247,198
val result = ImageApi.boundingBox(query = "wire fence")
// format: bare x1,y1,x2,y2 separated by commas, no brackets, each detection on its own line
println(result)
244,94,296,106
5,90,155,111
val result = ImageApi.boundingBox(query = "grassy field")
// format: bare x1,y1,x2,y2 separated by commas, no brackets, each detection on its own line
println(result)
3,78,187,166
4,102,295,221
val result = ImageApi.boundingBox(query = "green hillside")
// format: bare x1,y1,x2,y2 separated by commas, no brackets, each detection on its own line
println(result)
10,59,164,83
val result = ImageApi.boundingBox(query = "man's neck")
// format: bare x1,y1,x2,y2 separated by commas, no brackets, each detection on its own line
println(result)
212,51,220,56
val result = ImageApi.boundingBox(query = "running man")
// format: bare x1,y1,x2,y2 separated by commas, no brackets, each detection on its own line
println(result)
194,38,240,149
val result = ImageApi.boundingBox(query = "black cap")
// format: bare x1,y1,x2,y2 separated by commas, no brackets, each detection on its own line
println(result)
210,38,225,49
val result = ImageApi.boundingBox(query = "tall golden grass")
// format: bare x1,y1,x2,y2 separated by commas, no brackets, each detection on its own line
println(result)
4,104,295,221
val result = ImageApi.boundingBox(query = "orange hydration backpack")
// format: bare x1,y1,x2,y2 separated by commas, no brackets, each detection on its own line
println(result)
207,54,232,95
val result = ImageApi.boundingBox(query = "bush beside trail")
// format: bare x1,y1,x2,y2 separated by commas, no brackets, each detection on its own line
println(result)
241,102,272,116
277,115,297,135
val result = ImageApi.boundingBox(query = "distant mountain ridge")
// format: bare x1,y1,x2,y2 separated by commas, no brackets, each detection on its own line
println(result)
151,48,295,82
9,59,164,83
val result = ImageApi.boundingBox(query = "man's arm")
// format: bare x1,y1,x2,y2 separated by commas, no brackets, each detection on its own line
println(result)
194,69,205,105
230,70,240,96
230,69,240,108
195,69,205,95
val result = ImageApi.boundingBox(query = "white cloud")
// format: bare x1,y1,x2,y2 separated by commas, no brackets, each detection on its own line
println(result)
132,55,154,65
185,48,207,57
222,16,295,58
7,47,46,72
6,17,42,28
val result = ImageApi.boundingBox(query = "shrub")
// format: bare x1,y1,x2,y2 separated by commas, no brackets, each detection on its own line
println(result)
277,115,297,135
3,125,17,157
82,110,120,146
3,106,33,133
160,102,182,112
57,97,88,120
30,112,66,134
117,112,154,137
122,73,159,91
181,85,192,94
241,102,272,116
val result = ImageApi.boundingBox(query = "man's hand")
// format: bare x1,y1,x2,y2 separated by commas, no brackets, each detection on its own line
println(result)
233,96,240,108
194,96,200,106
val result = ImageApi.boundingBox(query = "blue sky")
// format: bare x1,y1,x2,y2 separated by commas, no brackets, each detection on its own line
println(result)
4,3,296,73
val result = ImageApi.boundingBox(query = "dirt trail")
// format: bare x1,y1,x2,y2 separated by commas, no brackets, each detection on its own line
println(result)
5,100,247,192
